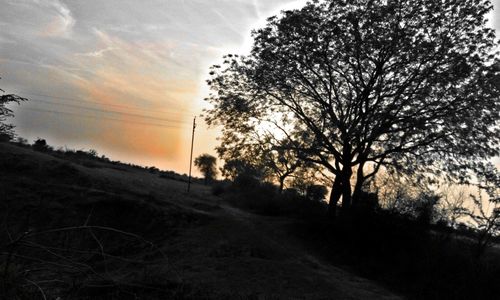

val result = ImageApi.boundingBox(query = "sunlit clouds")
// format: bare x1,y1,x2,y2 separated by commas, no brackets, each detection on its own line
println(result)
71,30,198,166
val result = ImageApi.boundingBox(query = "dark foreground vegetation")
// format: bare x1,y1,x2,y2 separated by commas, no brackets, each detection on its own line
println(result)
0,138,500,299
1,141,404,300
216,177,500,300
0,141,208,299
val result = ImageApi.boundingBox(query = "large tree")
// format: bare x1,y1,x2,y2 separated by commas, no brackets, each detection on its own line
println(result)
206,0,500,214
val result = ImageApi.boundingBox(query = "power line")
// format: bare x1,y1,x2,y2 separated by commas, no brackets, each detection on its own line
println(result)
15,90,198,115
19,91,197,114
23,107,186,129
27,97,191,125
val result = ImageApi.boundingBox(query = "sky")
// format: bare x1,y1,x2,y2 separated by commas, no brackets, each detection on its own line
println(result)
0,0,306,175
0,0,499,176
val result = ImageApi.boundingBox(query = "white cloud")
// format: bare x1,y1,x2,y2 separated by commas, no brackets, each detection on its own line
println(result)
39,0,75,37
75,47,115,58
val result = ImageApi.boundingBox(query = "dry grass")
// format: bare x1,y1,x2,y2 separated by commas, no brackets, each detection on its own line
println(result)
0,142,401,299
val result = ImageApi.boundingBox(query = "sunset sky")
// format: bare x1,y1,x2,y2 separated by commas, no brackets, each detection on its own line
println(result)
1,0,499,176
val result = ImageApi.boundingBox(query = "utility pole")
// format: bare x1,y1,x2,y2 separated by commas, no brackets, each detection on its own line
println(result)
187,116,196,192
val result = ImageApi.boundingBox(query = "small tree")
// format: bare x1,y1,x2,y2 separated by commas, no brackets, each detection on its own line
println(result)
194,154,217,184
1,82,27,141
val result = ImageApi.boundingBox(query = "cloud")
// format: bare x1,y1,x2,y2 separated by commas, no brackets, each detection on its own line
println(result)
64,30,201,164
38,0,75,37
75,47,115,58
2,0,303,173
73,29,195,103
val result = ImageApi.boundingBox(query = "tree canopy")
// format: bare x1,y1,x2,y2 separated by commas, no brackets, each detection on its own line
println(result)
205,0,500,214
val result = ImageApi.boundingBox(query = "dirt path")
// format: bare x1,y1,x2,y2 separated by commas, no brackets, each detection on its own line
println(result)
161,195,403,299
79,156,403,299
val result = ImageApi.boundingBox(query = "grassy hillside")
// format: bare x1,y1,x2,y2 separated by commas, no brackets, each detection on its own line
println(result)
0,142,401,299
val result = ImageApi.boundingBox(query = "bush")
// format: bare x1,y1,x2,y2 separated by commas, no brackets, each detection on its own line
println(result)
212,182,227,196
0,132,10,142
233,173,261,191
225,181,327,218
148,166,160,174
352,191,379,215
306,185,328,202
32,138,49,152
87,148,98,157
14,137,29,146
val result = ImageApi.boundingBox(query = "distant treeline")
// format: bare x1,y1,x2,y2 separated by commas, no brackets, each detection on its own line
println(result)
9,137,204,184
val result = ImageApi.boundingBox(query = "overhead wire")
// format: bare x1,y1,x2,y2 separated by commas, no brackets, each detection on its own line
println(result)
14,90,199,116
27,97,191,125
23,107,186,129
9,89,205,130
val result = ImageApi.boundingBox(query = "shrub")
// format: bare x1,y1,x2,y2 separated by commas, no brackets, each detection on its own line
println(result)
226,181,328,218
233,173,261,191
148,166,159,174
306,185,328,202
352,191,379,214
87,148,98,157
0,132,10,142
212,182,227,196
32,138,49,152
14,137,29,146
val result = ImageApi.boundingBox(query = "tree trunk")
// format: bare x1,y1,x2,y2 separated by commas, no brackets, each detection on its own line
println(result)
278,176,285,193
340,144,353,211
341,167,352,210
328,175,343,218
352,162,365,207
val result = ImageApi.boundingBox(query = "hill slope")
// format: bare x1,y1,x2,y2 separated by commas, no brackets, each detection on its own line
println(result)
0,142,401,299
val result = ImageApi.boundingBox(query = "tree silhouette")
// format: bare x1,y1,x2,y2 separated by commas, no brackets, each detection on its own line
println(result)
206,0,500,215
194,154,217,184
220,158,262,181
464,163,500,257
216,129,305,192
1,80,27,141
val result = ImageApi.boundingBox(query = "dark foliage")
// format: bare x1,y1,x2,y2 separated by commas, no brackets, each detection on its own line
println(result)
211,181,230,196
32,138,50,152
219,172,500,299
222,177,327,219
0,83,27,141
305,185,328,202
0,143,208,299
206,0,500,213
293,209,500,300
